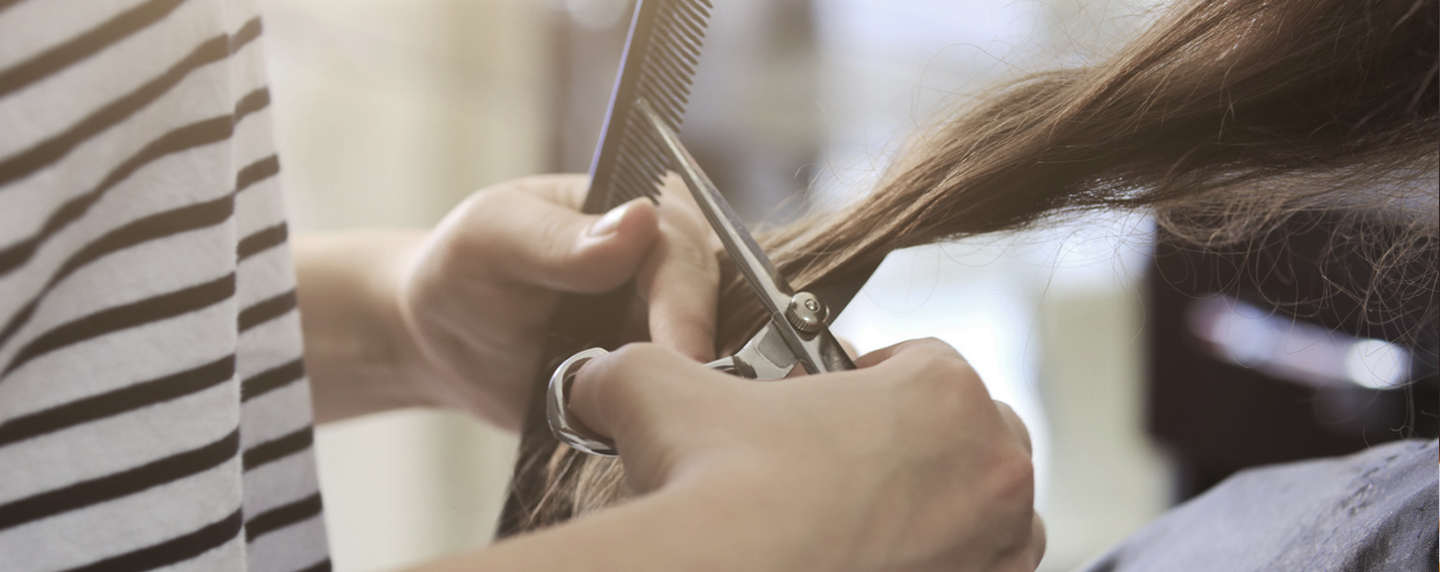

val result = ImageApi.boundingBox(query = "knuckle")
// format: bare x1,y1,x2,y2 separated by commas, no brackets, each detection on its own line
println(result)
599,344,671,393
575,347,642,415
537,211,578,262
989,444,1037,507
577,343,680,426
889,347,985,433
459,185,510,217
993,400,1033,452
984,471,1038,558
661,221,718,270
502,174,588,206
607,342,666,366
662,207,719,251
908,345,978,392
418,230,468,284
993,400,1019,422
441,190,509,260
1031,512,1048,565
910,336,959,355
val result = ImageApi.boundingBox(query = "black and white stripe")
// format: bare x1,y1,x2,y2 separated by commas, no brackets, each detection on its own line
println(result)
0,1,327,571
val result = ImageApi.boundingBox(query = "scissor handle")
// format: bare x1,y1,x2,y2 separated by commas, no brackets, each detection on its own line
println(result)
548,347,764,457
702,355,741,375
547,348,620,457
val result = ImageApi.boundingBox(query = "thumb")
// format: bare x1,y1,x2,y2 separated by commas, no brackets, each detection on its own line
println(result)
460,187,660,293
559,198,662,291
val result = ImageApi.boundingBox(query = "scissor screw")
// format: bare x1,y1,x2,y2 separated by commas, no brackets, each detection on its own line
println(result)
786,292,828,333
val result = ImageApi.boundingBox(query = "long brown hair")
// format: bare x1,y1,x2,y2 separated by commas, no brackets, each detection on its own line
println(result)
518,0,1439,530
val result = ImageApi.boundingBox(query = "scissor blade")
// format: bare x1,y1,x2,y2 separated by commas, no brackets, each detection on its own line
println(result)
638,97,857,376
635,98,796,325
811,258,882,325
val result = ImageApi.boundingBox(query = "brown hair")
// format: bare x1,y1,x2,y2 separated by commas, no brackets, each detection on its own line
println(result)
518,0,1439,530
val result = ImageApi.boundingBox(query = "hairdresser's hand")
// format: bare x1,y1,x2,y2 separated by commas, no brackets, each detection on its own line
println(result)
394,174,718,429
568,338,1045,572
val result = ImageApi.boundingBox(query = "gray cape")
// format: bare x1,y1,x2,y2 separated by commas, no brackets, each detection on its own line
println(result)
1079,439,1438,572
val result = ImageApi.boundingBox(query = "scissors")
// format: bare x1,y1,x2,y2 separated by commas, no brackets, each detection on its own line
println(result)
546,97,865,457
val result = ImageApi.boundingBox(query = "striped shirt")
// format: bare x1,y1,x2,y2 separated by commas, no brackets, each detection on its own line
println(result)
0,1,329,571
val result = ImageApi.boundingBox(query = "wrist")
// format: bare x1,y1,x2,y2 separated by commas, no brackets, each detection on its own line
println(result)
660,453,858,572
296,230,437,422
444,463,848,572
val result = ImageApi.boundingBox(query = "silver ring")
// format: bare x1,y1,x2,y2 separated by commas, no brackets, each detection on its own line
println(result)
547,347,619,457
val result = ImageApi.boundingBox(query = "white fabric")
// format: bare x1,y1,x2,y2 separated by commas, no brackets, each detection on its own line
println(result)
0,1,329,570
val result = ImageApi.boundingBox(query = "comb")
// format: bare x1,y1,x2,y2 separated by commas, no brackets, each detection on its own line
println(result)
496,0,714,537
583,0,713,213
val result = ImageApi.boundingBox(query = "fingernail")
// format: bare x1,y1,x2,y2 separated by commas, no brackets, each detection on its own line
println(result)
588,202,631,237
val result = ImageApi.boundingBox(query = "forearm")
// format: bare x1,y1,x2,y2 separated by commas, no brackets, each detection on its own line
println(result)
294,230,434,423
407,470,843,572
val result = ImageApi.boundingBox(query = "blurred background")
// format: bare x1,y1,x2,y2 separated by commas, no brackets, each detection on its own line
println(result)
258,1,1437,571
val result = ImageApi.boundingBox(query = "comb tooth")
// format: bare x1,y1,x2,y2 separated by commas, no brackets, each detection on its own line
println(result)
612,162,651,198
631,148,674,181
633,106,676,136
641,46,692,86
644,60,692,97
660,10,706,47
652,33,701,67
635,144,673,179
627,139,676,180
662,0,708,32
676,0,712,19
630,144,672,178
613,183,638,203
583,0,713,215
653,26,702,67
658,4,706,43
615,159,661,198
658,52,696,81
631,123,674,159
615,133,649,168
637,78,689,117
616,188,636,207
615,155,655,184
636,90,685,127
617,130,667,174
641,55,692,93
614,134,649,170
647,34,696,76
620,128,673,175
648,25,702,64
592,180,622,208
640,66,692,105
663,28,703,55
652,104,685,132
618,130,661,162
612,178,644,204
660,2,703,30
595,169,626,198
620,177,652,203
